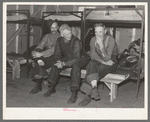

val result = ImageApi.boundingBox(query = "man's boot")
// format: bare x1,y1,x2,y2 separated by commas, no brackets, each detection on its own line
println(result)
78,94,92,106
35,66,48,79
29,79,43,94
67,91,78,104
91,87,100,100
43,83,56,98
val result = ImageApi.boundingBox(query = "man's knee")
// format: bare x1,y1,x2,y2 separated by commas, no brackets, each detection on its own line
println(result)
86,60,98,70
88,60,97,65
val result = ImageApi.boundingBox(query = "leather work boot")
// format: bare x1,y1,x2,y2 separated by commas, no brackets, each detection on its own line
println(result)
35,66,48,79
78,94,92,106
43,83,56,98
91,87,100,100
29,79,43,94
67,91,78,104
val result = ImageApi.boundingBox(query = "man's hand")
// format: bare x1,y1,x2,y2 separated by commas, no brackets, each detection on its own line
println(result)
54,60,65,69
96,36,104,50
32,51,42,58
102,60,114,66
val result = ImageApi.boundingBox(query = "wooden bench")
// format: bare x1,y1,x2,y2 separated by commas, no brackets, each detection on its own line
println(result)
100,73,129,102
59,68,130,102
7,53,31,80
7,57,22,80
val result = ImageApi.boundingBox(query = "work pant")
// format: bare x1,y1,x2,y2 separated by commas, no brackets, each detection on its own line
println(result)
47,56,90,92
80,56,118,95
31,51,54,80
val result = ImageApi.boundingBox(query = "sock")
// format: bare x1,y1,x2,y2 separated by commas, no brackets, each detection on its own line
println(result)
91,80,97,88
37,60,45,66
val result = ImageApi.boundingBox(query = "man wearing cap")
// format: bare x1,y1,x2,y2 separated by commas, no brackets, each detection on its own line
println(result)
43,24,90,104
29,19,61,94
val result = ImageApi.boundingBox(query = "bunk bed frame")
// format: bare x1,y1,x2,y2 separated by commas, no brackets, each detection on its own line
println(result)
42,11,84,42
7,10,43,79
83,7,144,98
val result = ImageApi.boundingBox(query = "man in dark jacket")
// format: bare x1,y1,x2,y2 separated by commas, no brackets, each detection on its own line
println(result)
43,24,90,104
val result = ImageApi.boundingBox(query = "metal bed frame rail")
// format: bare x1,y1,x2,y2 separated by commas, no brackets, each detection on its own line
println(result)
42,11,84,44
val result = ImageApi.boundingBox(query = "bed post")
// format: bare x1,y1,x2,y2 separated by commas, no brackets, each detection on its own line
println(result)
136,8,144,98
113,27,116,39
80,11,84,50
83,9,86,51
26,10,30,78
42,12,45,37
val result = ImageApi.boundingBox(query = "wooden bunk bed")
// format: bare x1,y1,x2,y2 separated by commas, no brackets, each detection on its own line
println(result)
82,7,144,99
7,10,43,80
42,11,84,41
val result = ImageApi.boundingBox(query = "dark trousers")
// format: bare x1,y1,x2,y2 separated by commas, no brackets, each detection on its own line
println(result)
80,57,118,95
31,55,54,79
47,56,90,92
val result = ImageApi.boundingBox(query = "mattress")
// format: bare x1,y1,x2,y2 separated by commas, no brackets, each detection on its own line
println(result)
7,14,27,21
44,13,81,21
86,10,143,21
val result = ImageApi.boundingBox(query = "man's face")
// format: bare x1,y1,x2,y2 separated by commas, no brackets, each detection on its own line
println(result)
95,26,105,39
62,29,72,43
50,22,58,34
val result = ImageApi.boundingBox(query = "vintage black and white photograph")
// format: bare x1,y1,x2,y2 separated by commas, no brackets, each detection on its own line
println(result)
3,2,148,120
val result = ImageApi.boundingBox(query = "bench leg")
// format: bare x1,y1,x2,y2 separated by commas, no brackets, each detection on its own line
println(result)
12,59,16,80
115,84,118,99
110,83,114,102
12,59,21,80
105,82,117,102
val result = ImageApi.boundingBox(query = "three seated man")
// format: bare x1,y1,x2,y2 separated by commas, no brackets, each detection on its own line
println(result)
29,22,143,106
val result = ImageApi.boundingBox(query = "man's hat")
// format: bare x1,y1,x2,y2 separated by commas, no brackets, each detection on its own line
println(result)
46,19,58,28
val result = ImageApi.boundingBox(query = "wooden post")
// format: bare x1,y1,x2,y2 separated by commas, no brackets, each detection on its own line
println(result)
83,9,86,50
136,20,144,98
113,27,116,39
80,12,84,50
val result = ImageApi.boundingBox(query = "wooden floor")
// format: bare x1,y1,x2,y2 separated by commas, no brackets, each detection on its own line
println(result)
5,66,144,108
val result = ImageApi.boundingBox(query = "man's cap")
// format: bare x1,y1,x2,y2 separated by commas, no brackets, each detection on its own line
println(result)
46,19,58,28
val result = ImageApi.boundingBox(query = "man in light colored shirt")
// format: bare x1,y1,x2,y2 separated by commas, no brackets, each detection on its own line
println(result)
78,23,118,106
29,19,60,94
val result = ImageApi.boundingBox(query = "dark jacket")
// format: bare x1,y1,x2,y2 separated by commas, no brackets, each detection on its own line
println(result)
53,36,82,67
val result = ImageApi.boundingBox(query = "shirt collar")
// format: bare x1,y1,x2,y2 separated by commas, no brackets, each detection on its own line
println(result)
50,31,59,36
